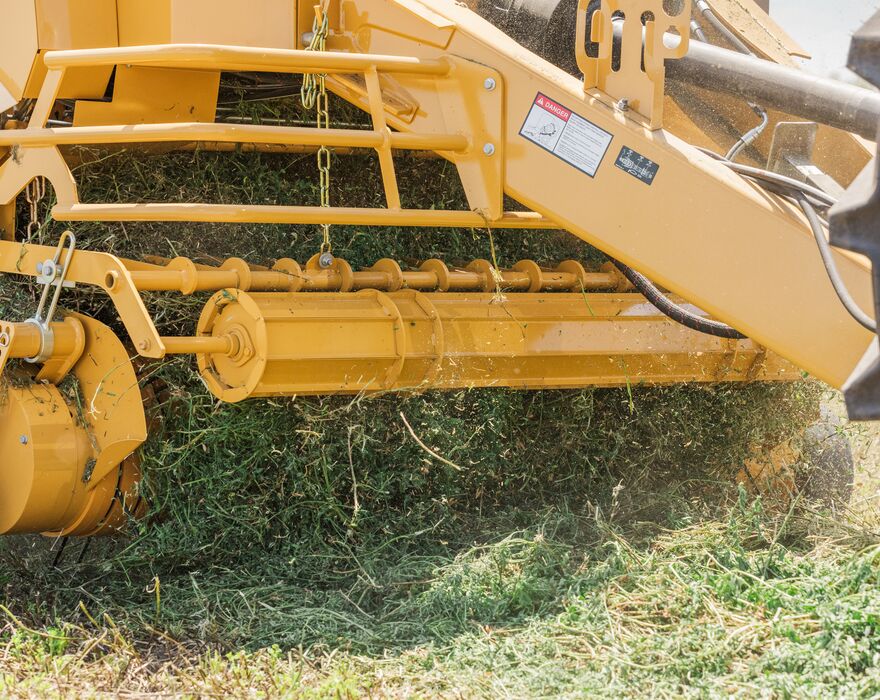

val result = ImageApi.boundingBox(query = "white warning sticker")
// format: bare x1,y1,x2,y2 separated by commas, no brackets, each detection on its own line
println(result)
519,93,613,178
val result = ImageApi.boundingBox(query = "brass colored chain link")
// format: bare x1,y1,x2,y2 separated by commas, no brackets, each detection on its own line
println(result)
300,6,334,263
25,177,46,242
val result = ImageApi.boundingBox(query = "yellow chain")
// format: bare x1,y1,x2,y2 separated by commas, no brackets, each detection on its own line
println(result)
300,6,333,262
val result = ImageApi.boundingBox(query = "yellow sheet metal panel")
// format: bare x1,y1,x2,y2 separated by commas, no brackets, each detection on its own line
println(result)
0,204,14,241
35,0,117,49
118,0,296,49
0,377,142,536
73,65,220,126
24,0,118,100
0,311,147,537
0,0,38,109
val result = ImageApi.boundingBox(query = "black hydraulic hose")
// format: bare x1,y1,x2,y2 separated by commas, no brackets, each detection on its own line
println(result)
692,0,768,160
695,0,752,55
610,259,748,340
794,193,877,333
696,147,837,207
608,150,874,340
689,18,709,43
701,148,875,333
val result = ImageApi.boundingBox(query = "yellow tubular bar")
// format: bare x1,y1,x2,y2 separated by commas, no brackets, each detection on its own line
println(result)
161,335,236,355
0,124,469,151
54,205,557,228
42,44,451,76
1,321,82,359
0,323,42,359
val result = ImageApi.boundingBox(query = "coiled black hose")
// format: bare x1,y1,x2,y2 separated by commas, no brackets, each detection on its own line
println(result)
610,259,747,340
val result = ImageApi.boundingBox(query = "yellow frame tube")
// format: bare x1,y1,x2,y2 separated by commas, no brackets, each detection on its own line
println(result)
42,44,451,76
54,204,556,228
0,124,469,152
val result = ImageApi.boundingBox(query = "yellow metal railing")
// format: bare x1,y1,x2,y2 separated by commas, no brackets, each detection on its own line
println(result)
6,43,554,229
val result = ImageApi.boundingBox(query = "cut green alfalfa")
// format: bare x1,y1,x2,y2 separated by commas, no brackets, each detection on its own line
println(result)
0,93,827,657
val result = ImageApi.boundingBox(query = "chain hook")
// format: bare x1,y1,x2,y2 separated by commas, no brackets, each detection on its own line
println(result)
25,230,76,364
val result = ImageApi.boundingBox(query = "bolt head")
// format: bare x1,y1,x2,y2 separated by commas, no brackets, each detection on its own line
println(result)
483,77,497,91
483,143,496,156
616,98,630,112
138,340,151,351
19,435,28,445
318,252,335,269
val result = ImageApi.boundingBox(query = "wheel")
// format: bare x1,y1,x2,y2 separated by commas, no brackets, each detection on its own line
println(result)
737,407,855,509
797,409,855,508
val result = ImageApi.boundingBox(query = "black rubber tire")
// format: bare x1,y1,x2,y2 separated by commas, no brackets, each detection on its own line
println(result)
797,411,855,508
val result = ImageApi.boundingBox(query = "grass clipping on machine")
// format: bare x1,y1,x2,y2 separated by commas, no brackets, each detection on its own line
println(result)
0,110,858,696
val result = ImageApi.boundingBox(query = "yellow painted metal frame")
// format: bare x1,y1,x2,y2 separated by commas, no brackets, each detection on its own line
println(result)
0,0,874,538
0,42,534,227
319,0,873,388
0,0,871,389
578,0,691,128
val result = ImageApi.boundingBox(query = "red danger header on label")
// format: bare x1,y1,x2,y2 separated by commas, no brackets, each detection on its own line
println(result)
534,94,571,121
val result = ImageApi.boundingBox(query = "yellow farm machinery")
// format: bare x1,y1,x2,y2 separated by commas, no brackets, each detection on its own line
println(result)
1,0,879,537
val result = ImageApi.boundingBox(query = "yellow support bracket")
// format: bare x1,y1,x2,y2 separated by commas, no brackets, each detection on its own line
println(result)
0,239,164,358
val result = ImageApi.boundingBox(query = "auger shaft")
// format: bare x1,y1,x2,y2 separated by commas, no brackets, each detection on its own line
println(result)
126,256,627,295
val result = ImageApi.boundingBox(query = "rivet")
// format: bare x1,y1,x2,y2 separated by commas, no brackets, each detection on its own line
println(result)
483,78,496,91
483,143,496,156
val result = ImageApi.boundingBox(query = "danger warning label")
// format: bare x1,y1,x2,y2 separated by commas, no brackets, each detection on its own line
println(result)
519,93,613,178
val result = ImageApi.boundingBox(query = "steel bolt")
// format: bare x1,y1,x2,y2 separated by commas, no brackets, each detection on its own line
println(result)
483,143,496,156
319,251,335,269
484,77,497,91
616,98,630,112
138,340,151,352
19,435,28,445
